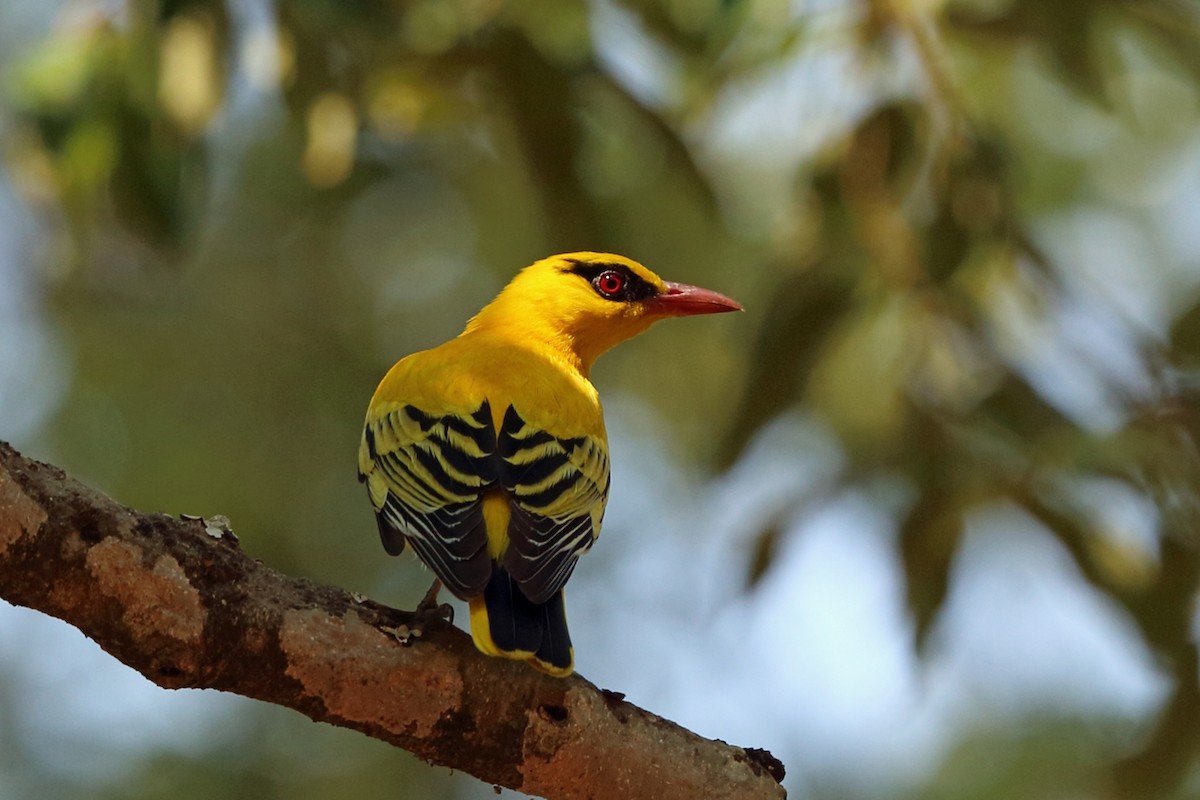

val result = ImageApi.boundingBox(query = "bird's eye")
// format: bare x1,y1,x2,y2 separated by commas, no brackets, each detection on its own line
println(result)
594,270,626,298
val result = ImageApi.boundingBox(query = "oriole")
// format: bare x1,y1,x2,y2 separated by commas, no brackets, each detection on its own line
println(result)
358,252,740,676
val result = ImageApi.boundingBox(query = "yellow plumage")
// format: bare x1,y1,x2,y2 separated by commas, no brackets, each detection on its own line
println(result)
359,252,740,676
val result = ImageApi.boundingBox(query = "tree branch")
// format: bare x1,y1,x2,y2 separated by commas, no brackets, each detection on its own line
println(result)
0,441,786,800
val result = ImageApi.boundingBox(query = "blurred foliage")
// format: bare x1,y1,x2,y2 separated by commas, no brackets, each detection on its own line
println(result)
4,0,1200,798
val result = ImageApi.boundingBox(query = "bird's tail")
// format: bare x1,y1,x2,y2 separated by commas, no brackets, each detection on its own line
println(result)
468,568,574,677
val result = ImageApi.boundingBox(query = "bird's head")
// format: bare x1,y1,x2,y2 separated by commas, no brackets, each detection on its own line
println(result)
467,252,742,374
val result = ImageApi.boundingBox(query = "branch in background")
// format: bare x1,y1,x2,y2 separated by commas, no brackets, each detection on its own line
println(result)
0,441,786,800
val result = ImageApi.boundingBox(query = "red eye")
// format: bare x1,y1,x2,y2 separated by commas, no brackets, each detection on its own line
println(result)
595,270,625,297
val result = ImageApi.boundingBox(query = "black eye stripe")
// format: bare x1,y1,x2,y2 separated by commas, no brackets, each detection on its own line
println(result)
562,259,658,302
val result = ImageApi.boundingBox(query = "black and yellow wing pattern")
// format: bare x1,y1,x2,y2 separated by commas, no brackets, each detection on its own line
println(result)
359,402,498,598
497,405,609,603
359,400,609,674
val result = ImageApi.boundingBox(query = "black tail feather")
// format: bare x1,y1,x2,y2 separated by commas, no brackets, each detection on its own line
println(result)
484,568,572,671
535,589,572,670
485,568,542,653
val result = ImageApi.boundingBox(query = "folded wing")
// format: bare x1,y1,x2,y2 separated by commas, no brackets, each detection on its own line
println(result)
358,402,498,598
497,405,610,604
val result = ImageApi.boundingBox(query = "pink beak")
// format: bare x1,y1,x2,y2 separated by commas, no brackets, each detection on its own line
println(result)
644,281,743,317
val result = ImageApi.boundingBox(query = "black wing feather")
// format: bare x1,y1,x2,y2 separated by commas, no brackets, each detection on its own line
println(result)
497,406,608,604
360,401,498,598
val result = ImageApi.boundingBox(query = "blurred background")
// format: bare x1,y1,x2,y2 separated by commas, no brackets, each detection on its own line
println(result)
2,0,1200,798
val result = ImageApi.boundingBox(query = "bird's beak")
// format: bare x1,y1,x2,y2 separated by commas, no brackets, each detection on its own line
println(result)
644,281,743,317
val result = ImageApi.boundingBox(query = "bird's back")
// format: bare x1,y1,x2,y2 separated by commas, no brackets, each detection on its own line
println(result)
359,251,740,676
367,332,605,441
359,330,610,675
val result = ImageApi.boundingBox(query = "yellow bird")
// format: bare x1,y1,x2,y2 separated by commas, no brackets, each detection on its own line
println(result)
358,252,741,676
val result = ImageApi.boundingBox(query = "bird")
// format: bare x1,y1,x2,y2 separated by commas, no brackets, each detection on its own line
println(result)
358,252,741,676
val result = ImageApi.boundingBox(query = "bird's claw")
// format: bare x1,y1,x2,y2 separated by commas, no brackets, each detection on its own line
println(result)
415,579,453,624
380,606,451,646
381,580,453,646
416,598,454,625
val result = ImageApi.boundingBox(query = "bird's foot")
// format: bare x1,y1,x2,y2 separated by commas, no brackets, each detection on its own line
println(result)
415,578,454,625
381,580,453,646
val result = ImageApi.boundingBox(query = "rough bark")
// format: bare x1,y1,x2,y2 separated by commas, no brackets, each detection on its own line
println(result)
0,441,786,800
